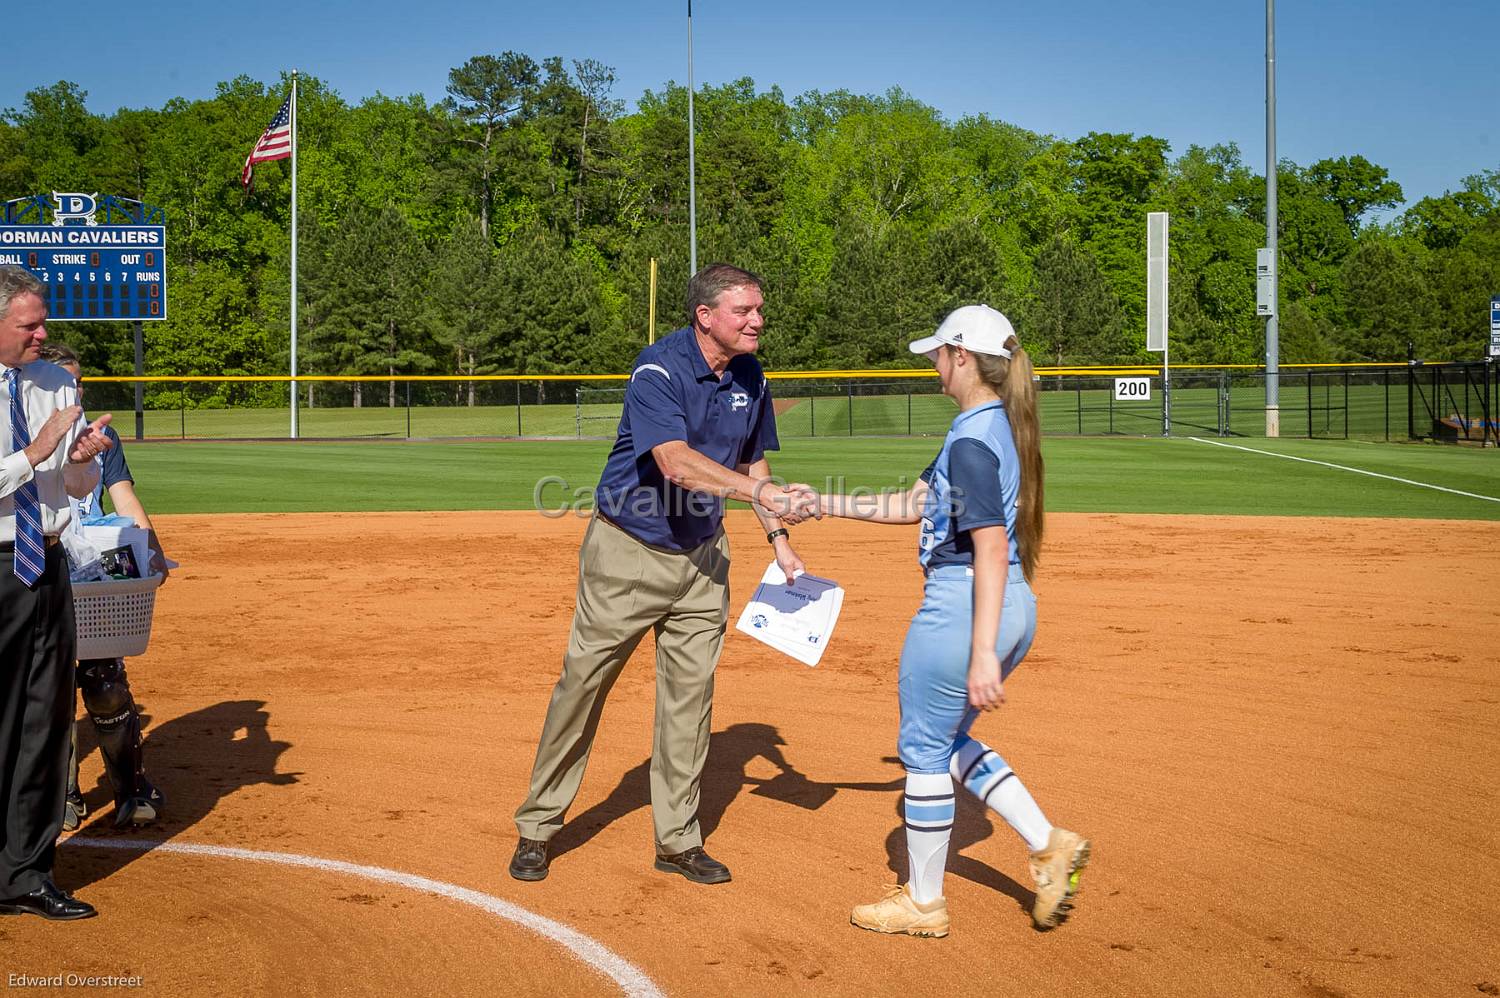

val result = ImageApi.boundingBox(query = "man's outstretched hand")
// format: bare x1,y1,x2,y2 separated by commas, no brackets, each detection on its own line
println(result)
757,482,821,525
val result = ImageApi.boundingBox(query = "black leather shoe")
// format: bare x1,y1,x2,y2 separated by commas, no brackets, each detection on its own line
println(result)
509,837,550,881
0,880,97,921
654,846,731,884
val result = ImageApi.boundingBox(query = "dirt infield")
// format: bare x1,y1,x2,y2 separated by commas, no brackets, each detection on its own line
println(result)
7,510,1498,997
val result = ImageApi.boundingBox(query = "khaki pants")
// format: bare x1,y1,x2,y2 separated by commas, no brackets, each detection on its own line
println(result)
514,516,731,853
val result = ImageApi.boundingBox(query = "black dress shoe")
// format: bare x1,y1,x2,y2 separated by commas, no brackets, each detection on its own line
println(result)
509,837,550,881
654,846,731,884
0,880,97,921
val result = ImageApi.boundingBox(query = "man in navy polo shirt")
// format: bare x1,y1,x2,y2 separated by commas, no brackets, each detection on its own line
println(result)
512,263,813,885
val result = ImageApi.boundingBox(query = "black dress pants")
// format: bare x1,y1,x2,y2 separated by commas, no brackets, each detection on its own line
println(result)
0,543,74,896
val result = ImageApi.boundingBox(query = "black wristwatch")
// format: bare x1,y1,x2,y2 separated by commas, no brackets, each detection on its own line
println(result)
766,528,789,544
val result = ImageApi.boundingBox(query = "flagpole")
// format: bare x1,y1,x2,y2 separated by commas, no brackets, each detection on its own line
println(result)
686,0,697,275
289,69,300,440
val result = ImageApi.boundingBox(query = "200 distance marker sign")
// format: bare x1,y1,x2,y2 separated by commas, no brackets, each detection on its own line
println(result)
1113,377,1151,401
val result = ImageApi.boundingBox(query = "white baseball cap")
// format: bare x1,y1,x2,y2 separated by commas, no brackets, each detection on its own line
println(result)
908,304,1016,359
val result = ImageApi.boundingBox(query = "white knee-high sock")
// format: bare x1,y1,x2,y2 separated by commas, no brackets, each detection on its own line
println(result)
950,734,1052,852
903,772,954,905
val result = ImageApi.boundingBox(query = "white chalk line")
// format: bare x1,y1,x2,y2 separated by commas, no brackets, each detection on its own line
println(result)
66,838,665,998
1187,437,1500,504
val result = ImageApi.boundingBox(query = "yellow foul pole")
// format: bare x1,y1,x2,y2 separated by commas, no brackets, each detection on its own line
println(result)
648,257,658,344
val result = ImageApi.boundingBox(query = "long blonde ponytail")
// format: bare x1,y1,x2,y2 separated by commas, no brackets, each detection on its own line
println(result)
973,343,1044,582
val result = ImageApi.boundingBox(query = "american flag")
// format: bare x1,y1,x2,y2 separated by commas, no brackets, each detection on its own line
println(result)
242,96,292,190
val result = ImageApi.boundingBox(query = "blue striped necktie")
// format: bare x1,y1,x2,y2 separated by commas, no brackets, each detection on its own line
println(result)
6,368,45,586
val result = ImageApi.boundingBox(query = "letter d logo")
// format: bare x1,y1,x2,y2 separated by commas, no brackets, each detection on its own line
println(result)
50,191,100,226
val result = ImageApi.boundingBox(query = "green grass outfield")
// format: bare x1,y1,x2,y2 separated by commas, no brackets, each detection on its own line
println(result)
120,436,1500,521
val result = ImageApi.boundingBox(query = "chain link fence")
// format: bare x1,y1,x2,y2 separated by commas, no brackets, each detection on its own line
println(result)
77,363,1498,446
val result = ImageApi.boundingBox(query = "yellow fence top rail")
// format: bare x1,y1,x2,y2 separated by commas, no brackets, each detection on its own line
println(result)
79,360,1428,384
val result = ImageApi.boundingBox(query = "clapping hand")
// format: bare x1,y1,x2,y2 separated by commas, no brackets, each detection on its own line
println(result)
67,413,114,464
26,405,81,464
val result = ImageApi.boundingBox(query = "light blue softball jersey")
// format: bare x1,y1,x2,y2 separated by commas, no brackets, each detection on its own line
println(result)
917,400,1022,571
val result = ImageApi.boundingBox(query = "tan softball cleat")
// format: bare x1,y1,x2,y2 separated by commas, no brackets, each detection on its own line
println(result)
850,884,950,938
1028,827,1091,929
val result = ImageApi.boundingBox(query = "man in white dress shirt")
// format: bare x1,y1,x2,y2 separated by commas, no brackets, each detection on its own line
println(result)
0,266,114,921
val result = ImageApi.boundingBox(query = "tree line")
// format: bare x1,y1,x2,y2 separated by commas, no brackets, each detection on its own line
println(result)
2,56,1497,406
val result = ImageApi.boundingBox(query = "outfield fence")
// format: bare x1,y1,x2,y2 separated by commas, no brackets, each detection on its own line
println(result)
80,362,1498,446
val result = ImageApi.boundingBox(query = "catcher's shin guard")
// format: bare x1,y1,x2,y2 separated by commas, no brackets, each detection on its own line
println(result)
78,657,154,807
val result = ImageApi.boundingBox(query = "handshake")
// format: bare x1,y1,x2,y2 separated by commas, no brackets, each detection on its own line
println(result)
752,481,823,526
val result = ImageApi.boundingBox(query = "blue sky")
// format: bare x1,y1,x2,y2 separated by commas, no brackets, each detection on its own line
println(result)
6,0,1495,209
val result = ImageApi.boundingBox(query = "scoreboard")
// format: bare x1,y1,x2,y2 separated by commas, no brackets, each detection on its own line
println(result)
0,224,167,321
1491,294,1500,359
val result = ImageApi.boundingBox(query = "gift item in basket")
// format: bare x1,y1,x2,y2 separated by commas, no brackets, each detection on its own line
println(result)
81,524,150,580
97,544,142,580
73,575,164,660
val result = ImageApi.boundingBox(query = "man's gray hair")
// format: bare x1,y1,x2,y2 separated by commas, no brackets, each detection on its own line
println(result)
0,266,44,320
685,263,764,327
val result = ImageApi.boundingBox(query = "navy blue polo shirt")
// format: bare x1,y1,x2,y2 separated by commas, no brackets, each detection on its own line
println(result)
595,327,779,550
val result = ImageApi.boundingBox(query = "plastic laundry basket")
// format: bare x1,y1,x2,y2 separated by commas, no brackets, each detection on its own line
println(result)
72,574,164,659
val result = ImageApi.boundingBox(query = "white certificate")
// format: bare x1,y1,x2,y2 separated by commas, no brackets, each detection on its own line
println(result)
735,563,845,667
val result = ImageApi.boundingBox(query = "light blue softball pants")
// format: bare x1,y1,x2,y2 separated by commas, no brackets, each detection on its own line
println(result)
897,563,1037,774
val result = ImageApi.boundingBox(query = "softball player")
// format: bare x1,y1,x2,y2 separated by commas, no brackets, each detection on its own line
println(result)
813,305,1089,937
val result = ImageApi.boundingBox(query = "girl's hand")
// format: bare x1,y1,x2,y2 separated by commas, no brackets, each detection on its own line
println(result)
968,648,1005,710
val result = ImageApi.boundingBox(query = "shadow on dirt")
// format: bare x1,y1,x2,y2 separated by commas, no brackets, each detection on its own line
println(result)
880,792,1035,917
60,699,299,892
549,721,902,860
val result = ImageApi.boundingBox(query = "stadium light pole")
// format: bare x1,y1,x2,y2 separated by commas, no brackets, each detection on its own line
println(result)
1264,0,1280,437
687,0,698,275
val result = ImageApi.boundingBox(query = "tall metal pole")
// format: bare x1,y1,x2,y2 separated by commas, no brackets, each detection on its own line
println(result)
686,1,698,275
1163,316,1172,437
648,257,658,344
1264,1,1280,437
290,70,300,440
132,320,144,440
